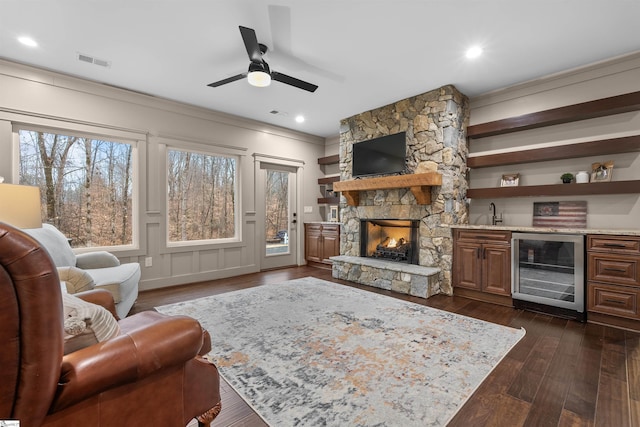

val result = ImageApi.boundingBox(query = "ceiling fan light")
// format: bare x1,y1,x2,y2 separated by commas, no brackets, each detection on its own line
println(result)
248,71,271,87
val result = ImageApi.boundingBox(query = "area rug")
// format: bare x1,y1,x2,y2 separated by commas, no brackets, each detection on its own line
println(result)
156,277,525,426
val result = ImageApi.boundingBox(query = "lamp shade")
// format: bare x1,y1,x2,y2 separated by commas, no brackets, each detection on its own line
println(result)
0,183,43,228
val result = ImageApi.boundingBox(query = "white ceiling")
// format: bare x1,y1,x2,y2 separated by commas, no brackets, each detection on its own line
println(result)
1,1,639,138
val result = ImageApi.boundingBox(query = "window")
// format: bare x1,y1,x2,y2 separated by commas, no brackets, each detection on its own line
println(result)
167,148,237,243
18,128,135,248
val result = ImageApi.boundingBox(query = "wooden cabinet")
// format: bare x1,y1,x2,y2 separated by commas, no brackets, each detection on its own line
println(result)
587,234,640,330
483,244,512,295
305,223,340,268
453,229,512,305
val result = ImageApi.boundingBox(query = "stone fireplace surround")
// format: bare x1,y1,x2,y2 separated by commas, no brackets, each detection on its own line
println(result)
331,85,470,299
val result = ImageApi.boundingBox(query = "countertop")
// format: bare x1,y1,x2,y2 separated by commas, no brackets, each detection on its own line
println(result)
304,221,341,225
450,224,640,236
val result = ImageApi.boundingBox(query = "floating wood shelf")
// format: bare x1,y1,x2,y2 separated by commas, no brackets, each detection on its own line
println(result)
466,180,640,199
317,196,340,204
317,154,339,165
467,135,640,168
467,91,640,140
333,172,442,206
318,175,341,185
317,155,340,205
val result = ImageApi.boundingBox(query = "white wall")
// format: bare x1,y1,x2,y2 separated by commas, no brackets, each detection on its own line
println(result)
467,52,640,230
324,134,340,157
0,60,329,290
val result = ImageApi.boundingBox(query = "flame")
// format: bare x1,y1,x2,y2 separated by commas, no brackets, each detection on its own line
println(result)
388,238,397,247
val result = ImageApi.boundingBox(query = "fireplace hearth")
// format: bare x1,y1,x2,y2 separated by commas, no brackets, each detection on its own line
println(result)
360,219,419,265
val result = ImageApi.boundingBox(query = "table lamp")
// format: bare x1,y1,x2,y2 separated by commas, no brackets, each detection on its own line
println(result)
0,183,43,228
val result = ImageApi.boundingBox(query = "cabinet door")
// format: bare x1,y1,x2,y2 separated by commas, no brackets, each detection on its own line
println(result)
305,225,322,263
321,225,340,262
482,244,511,296
454,242,482,291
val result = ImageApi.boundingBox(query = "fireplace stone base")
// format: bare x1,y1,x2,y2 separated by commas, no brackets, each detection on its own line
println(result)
331,255,440,299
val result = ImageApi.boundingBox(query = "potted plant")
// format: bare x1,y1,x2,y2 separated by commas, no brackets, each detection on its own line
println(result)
561,173,574,184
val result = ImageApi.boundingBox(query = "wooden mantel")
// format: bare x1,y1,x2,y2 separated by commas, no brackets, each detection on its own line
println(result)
332,172,442,206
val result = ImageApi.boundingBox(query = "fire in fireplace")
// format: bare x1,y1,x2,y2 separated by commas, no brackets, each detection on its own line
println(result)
360,219,419,264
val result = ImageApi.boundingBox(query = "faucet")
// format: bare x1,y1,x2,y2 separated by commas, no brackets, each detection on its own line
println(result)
489,202,503,226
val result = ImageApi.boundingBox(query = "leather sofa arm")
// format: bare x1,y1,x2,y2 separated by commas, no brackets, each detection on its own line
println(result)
74,288,120,320
51,313,204,411
75,251,121,269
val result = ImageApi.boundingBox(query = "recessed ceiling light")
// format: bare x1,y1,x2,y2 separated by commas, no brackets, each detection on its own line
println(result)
18,36,38,47
295,115,305,123
465,45,483,59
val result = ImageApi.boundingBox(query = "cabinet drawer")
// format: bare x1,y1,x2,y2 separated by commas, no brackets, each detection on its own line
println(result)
588,253,640,286
587,235,640,254
588,282,640,319
455,229,511,243
305,223,322,233
321,224,340,234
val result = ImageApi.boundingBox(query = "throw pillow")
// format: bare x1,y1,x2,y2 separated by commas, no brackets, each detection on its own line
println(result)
75,251,120,269
57,266,95,294
62,292,120,354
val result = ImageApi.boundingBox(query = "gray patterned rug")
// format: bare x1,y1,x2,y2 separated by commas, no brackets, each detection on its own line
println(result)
156,277,525,426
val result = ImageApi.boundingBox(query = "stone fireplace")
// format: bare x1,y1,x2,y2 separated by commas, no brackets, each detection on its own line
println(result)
360,219,419,265
331,85,470,298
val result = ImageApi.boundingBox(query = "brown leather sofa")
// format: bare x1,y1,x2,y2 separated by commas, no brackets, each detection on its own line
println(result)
0,222,221,427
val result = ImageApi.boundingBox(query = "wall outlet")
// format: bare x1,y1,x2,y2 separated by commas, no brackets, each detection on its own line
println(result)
303,206,313,213
144,256,152,267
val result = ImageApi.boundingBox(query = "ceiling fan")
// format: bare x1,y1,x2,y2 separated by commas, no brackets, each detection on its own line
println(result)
208,26,318,93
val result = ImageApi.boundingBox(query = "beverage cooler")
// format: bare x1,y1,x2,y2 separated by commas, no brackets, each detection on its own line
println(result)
511,232,585,321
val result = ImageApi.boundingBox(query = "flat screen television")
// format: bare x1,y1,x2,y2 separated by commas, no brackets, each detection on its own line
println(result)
352,132,407,177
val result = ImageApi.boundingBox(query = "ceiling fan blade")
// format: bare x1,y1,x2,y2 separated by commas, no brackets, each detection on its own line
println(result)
271,71,318,92
239,26,263,63
207,73,247,88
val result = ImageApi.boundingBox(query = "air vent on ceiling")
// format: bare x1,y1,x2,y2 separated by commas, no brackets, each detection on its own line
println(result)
77,53,111,68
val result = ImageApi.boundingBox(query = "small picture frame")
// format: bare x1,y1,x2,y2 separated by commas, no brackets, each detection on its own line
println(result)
591,161,614,182
329,205,339,222
501,173,520,187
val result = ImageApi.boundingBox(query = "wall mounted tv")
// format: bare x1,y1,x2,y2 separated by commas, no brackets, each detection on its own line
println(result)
352,132,407,178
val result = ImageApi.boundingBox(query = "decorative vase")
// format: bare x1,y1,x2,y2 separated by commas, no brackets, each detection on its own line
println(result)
562,178,572,184
576,171,589,183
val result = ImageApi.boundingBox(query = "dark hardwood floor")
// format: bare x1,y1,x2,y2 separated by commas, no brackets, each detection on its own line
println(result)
132,266,640,427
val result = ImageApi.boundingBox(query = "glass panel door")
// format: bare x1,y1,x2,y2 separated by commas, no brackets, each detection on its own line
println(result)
260,163,297,270
517,239,576,302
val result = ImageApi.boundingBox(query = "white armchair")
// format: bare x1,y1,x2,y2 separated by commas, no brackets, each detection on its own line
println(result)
25,223,140,318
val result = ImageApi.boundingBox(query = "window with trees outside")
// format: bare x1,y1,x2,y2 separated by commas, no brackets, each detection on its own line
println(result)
18,128,135,249
167,148,237,243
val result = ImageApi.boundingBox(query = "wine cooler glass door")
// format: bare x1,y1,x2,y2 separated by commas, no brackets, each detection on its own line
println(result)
512,233,585,312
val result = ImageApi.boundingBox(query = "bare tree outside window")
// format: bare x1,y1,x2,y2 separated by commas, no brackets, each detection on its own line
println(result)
167,148,237,242
265,169,289,241
18,129,134,248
